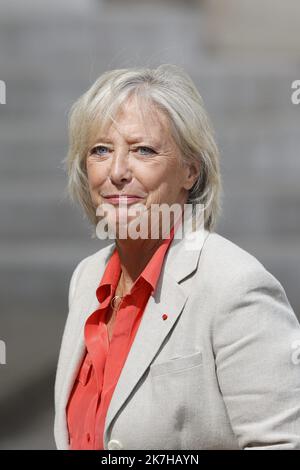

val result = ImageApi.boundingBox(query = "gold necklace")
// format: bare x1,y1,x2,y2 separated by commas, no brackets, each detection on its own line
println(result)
110,272,126,310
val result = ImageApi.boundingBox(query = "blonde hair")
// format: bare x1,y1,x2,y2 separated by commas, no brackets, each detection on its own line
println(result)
64,64,223,232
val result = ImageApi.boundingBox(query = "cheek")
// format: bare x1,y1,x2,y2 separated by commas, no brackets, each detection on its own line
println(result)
86,162,105,189
137,161,171,190
149,166,182,193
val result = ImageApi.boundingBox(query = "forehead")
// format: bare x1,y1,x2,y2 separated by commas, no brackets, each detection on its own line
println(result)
90,95,172,144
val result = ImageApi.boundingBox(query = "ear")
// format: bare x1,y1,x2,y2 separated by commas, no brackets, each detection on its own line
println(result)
183,160,201,190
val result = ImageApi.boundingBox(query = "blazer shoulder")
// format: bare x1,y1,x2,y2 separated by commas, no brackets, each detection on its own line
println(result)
203,232,267,275
198,232,299,348
201,232,293,312
76,241,115,272
68,242,115,308
200,231,285,292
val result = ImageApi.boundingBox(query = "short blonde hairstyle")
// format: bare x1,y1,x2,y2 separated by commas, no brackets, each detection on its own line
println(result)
65,64,223,232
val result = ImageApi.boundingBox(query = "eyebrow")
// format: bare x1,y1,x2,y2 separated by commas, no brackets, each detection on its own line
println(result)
93,135,156,144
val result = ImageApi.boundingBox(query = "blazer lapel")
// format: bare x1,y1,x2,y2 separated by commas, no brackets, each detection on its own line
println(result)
103,271,188,443
103,224,211,443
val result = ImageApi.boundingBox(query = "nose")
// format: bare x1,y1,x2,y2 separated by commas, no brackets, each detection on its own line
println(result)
108,149,132,186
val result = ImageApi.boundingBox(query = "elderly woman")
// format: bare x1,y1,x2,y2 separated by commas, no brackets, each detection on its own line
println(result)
54,64,300,450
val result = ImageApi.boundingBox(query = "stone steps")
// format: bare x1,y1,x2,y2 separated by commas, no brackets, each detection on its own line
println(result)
1,71,298,120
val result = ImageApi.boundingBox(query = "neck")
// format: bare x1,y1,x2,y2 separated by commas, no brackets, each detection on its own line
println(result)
115,236,167,294
114,204,186,293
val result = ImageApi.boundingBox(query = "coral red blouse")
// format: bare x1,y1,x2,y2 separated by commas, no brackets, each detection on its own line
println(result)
66,224,177,449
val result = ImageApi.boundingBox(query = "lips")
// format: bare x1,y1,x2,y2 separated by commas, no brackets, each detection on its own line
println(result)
104,195,143,198
103,195,144,205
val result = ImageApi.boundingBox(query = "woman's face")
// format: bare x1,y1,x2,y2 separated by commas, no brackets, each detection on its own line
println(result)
86,96,199,237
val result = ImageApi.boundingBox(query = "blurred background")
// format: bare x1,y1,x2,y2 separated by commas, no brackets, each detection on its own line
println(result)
0,0,299,449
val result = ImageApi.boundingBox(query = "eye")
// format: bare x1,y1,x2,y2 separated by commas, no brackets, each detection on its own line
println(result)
136,146,156,155
89,145,156,157
90,145,109,156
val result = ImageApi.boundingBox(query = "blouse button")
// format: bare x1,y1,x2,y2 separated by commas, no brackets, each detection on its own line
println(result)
107,439,123,450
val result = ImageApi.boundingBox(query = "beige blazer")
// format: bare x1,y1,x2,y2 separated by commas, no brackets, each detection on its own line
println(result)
54,226,300,450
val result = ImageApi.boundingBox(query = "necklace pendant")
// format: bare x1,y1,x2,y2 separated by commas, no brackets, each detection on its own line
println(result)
110,295,123,310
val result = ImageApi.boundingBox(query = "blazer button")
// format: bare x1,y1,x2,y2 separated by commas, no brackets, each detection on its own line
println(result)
107,439,123,450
